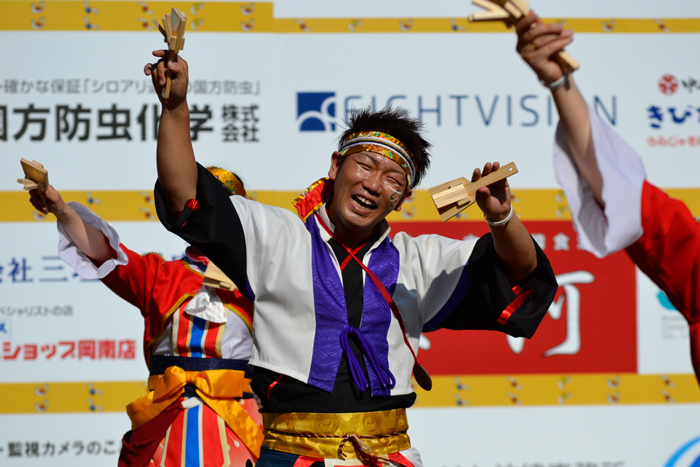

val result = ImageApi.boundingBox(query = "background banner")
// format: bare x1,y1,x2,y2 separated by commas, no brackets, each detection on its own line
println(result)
1,1,699,466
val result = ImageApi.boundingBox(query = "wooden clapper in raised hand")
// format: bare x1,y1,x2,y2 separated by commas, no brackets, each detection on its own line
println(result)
152,7,187,99
429,162,518,222
468,0,579,72
17,158,49,192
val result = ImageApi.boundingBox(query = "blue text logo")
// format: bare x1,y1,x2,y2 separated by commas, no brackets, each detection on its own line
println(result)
297,92,336,132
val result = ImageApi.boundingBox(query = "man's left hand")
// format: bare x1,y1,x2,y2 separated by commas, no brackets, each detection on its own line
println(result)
472,162,511,224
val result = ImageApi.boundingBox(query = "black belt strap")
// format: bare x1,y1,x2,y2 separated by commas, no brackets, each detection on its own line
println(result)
149,355,251,377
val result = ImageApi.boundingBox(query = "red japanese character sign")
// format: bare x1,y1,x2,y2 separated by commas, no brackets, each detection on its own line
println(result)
392,220,637,375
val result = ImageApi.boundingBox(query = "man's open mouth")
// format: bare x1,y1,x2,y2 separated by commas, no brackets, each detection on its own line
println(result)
351,195,377,212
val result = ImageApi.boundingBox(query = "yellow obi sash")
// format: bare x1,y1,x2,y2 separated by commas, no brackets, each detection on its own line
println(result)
126,366,263,457
263,409,410,460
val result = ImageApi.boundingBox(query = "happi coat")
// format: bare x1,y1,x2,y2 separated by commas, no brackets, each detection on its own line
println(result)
154,168,558,401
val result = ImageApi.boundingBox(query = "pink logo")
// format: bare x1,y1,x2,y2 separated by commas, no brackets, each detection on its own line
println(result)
659,74,679,95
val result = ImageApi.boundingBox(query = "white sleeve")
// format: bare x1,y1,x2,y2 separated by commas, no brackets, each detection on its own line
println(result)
229,196,313,300
57,202,128,280
393,233,476,325
553,106,646,258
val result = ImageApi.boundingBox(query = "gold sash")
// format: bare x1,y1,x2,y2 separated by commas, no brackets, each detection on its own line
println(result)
126,366,263,457
263,409,410,459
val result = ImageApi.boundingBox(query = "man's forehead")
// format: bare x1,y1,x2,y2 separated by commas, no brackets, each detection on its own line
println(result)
338,131,415,187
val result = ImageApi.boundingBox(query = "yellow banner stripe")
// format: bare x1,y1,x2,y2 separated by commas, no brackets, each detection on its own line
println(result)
271,17,700,34
1,373,697,414
1,381,148,414
0,1,274,32
4,188,700,223
413,373,700,408
1,1,698,33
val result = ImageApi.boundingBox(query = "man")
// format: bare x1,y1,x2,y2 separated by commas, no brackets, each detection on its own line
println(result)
28,170,263,467
513,11,699,384
145,49,557,466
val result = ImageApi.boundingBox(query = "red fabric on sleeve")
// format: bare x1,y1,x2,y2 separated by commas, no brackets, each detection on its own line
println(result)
185,199,200,213
625,181,700,383
497,285,533,325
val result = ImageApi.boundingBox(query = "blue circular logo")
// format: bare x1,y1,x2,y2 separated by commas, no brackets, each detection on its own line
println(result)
664,436,700,467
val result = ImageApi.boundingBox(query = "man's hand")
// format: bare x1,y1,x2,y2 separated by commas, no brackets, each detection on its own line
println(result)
473,162,537,279
144,49,189,110
516,11,573,86
473,162,512,224
29,185,66,216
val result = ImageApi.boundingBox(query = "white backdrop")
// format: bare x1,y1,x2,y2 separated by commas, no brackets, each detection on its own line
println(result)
1,1,699,466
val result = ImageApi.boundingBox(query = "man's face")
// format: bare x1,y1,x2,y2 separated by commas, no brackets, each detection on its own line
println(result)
327,151,412,241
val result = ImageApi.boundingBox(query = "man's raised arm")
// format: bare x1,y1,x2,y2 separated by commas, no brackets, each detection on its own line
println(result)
145,50,198,214
515,11,603,207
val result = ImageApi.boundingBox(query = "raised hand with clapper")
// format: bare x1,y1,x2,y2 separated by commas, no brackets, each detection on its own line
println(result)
429,162,518,222
468,0,579,72
152,7,187,100
17,158,49,193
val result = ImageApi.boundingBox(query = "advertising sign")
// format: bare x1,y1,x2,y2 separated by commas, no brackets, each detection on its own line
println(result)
1,1,699,465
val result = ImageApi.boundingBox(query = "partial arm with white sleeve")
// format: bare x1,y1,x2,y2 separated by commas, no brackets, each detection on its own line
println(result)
554,91,700,384
28,185,123,277
515,10,699,383
57,202,128,279
553,106,646,257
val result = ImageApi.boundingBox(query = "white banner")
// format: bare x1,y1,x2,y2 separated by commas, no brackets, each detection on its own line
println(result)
408,405,700,467
0,2,699,465
2,31,699,191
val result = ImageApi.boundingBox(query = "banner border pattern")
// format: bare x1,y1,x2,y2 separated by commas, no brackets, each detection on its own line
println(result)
1,1,699,33
1,373,697,414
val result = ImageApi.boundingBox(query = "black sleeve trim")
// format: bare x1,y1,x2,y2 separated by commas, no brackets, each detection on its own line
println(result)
154,163,251,300
435,234,557,338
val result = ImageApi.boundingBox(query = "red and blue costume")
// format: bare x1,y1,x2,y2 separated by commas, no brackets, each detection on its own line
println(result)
57,202,263,467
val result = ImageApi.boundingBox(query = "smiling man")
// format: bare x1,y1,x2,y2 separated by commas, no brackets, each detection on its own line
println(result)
146,51,557,467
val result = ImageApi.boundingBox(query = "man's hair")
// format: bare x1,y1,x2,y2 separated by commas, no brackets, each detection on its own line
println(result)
339,107,432,188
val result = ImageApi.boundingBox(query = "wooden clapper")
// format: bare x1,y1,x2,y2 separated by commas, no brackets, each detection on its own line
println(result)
203,261,237,291
429,162,518,222
152,7,187,99
17,158,49,192
468,0,579,72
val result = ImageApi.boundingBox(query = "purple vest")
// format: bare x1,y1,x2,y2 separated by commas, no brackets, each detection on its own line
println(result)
304,217,399,396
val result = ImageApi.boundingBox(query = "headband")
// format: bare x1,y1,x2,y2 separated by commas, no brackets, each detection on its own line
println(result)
339,131,415,188
207,166,246,197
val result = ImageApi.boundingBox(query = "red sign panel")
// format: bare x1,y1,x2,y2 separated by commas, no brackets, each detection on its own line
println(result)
391,220,637,375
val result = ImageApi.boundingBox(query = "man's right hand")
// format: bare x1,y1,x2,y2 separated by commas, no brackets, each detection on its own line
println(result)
29,185,66,216
516,11,574,86
144,49,189,110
